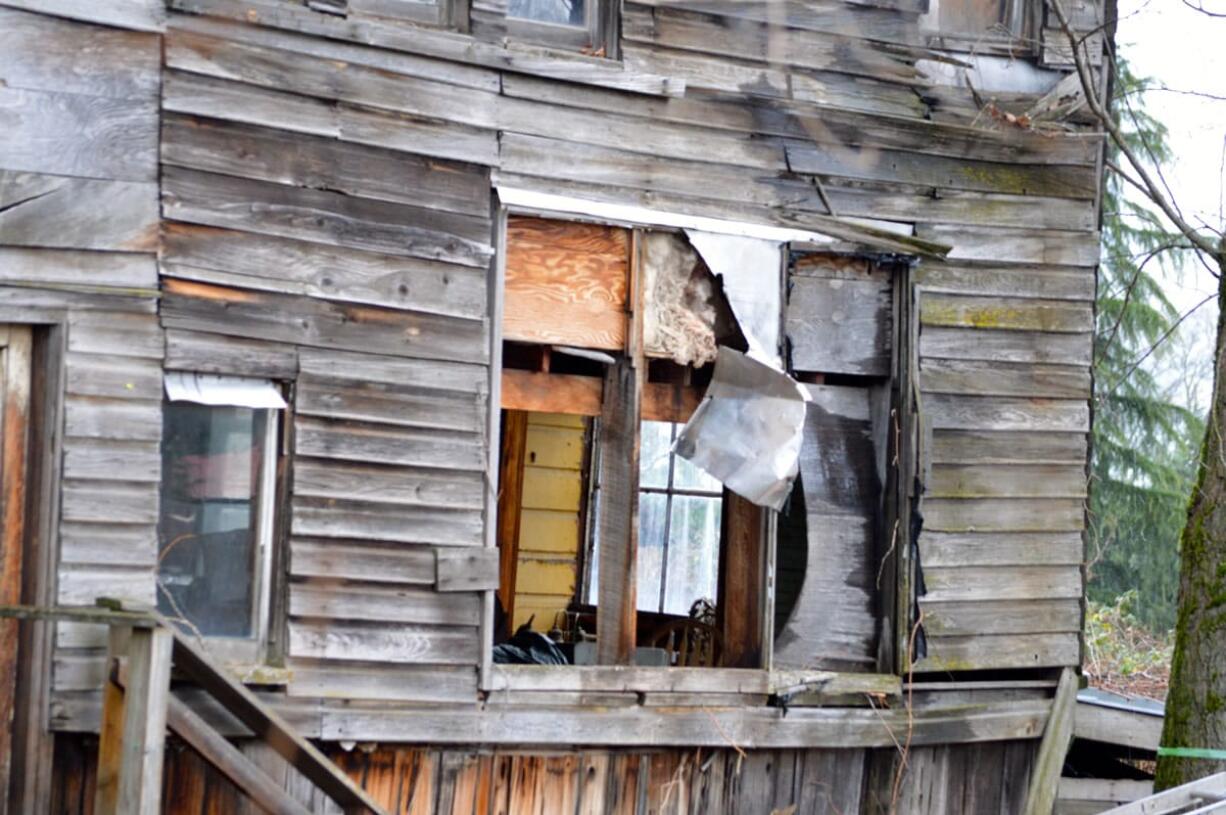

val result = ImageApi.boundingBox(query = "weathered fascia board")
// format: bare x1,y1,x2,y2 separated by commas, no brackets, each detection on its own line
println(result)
166,0,684,96
0,0,165,32
318,698,1049,747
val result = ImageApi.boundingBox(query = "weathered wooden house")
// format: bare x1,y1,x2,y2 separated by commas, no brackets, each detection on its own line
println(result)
0,0,1107,810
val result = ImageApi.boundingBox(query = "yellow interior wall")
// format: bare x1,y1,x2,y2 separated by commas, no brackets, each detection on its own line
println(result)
512,412,587,632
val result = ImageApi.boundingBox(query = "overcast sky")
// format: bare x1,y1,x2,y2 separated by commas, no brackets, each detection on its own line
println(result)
1116,0,1226,310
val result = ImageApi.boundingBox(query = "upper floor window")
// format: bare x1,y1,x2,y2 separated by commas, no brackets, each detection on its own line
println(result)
925,0,1033,50
506,0,607,52
157,374,285,663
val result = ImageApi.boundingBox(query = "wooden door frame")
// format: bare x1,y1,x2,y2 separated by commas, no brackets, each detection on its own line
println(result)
5,323,65,815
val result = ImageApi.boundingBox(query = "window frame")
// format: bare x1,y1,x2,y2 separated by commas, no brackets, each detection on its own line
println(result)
156,384,283,668
347,0,472,31
488,211,773,675
920,0,1039,55
502,0,615,55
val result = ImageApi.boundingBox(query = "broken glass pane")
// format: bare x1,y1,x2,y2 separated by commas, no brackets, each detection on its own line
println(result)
663,495,721,615
157,403,269,638
637,492,667,612
508,0,586,26
639,420,672,489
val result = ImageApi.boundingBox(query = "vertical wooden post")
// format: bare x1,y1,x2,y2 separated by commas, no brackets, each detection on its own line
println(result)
94,626,130,815
0,326,31,815
95,625,173,815
596,359,642,665
496,411,529,629
719,493,764,668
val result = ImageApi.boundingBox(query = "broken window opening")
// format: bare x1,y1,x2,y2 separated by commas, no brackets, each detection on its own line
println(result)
492,215,772,670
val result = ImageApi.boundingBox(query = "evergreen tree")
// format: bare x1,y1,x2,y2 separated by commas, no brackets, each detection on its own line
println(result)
1087,58,1206,632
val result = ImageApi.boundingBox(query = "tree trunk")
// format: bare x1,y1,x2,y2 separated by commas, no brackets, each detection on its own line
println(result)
1156,249,1226,789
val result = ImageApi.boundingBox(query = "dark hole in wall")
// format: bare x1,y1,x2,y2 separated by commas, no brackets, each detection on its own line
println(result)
773,473,808,638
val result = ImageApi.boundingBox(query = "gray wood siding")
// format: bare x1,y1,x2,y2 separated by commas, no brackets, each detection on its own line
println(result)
0,7,165,731
156,72,493,701
4,0,1101,727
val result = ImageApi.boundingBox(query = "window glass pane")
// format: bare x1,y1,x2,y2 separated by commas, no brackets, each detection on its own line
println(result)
938,0,1005,36
639,420,672,489
672,451,721,493
663,496,721,615
637,492,668,612
157,403,268,638
508,0,586,25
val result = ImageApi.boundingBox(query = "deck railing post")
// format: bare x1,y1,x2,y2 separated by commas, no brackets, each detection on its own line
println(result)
93,624,173,815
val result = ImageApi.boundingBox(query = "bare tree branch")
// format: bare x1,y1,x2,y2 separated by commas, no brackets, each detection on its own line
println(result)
1180,0,1226,18
1096,243,1188,367
1107,293,1218,398
1050,0,1223,260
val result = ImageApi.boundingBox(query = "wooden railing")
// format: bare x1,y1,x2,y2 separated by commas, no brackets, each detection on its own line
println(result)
0,601,388,815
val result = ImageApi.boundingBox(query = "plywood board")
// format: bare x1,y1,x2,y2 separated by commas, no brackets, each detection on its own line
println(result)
503,217,629,351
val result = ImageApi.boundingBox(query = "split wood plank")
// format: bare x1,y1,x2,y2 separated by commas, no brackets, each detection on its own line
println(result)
1022,667,1078,815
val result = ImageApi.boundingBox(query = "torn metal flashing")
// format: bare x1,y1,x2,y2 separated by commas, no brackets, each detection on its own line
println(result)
685,230,783,366
673,347,810,510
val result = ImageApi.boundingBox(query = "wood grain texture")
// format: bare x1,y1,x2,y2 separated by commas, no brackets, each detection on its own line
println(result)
162,167,492,268
503,217,629,351
0,87,157,182
0,172,157,252
161,278,488,365
775,385,879,671
0,8,160,99
788,260,893,376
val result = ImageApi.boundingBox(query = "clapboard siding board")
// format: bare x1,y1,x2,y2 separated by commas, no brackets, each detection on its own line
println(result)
293,459,484,510
0,8,161,99
288,620,479,665
920,531,1084,566
0,172,158,252
160,277,489,364
0,0,165,31
161,115,492,217
162,167,493,267
290,498,485,546
920,358,1092,399
0,87,158,181
162,224,488,320
0,248,157,291
289,539,438,585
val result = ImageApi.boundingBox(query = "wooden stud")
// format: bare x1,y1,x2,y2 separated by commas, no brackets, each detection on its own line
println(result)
0,325,30,815
595,360,641,665
496,411,529,627
719,492,764,668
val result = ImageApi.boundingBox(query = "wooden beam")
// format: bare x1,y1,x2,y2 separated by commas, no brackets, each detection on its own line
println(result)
596,360,641,665
0,326,30,815
502,369,701,423
95,626,174,815
496,410,529,625
165,694,312,815
317,698,1050,748
1022,667,1078,815
719,492,764,668
501,370,602,416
